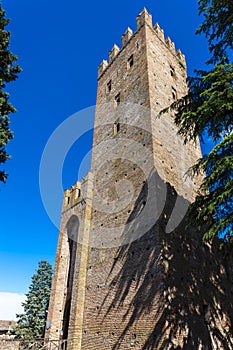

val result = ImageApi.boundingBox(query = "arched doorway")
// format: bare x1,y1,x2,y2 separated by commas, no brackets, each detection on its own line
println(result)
62,215,79,340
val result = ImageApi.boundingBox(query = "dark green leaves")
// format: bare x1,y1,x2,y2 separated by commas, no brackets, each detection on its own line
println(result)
171,63,233,242
174,64,233,143
160,1,233,243
188,134,233,242
197,0,233,63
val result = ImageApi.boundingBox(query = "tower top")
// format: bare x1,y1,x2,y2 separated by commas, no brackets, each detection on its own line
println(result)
98,9,186,79
136,7,152,28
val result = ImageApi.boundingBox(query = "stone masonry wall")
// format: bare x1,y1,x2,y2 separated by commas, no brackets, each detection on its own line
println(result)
0,340,20,350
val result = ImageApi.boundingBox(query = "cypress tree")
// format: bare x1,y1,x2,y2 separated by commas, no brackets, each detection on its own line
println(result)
12,261,53,340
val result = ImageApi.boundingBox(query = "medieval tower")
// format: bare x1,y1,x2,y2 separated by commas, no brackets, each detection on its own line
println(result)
46,9,233,349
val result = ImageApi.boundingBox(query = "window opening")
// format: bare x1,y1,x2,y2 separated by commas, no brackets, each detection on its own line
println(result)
106,80,112,93
170,66,175,77
114,121,120,135
127,54,134,69
115,92,121,107
172,86,177,100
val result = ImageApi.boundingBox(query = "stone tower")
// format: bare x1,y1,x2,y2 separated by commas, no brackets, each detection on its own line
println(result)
46,9,233,349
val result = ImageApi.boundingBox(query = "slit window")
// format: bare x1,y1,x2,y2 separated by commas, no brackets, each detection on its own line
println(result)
115,92,121,107
75,188,81,199
170,66,175,77
106,80,112,94
127,54,134,69
114,121,120,135
172,87,177,100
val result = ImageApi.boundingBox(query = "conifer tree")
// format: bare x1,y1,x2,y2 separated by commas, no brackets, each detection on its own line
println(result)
196,0,233,64
12,261,53,340
161,0,233,243
0,3,21,183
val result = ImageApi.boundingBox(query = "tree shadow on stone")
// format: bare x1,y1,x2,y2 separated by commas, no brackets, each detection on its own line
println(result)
101,169,233,349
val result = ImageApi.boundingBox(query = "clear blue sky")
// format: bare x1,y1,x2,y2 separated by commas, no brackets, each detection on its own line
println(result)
0,0,210,295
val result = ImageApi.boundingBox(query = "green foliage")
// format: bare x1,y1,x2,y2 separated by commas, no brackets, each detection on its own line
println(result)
163,63,233,143
160,1,233,243
197,0,233,63
178,59,185,69
0,3,21,183
12,261,53,340
188,134,233,242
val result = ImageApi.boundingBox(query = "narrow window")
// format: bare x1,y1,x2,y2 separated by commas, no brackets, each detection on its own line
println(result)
127,54,134,69
172,86,177,100
114,121,120,135
115,92,121,107
75,188,81,199
67,197,70,205
106,80,112,94
170,66,175,77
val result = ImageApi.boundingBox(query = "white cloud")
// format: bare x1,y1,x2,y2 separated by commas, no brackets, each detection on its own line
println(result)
0,292,26,320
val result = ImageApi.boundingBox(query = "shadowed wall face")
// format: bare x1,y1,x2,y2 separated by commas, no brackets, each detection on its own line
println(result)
62,215,79,339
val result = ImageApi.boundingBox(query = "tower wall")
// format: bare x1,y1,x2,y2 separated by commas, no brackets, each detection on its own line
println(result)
47,8,233,350
79,8,203,349
146,23,202,201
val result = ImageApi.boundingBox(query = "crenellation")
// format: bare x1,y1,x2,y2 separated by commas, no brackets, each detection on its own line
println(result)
98,10,186,80
136,7,152,29
63,189,71,208
121,27,133,47
153,22,165,41
109,44,120,63
165,36,176,54
72,181,81,201
176,49,186,65
63,181,82,210
98,60,108,78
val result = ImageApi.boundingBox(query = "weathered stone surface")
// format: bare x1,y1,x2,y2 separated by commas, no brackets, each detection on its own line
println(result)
0,321,19,350
0,320,16,334
0,340,20,350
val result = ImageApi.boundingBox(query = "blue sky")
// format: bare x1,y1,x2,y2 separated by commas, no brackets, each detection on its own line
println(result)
0,0,211,318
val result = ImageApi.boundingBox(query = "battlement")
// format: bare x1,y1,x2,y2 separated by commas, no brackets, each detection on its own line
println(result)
122,27,133,47
98,8,186,79
62,173,93,210
63,180,82,209
109,44,120,63
136,7,152,29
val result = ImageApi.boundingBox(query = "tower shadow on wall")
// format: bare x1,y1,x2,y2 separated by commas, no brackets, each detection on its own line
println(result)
101,168,233,349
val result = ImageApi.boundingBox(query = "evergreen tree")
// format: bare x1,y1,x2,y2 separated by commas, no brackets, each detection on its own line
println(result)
160,1,233,243
0,3,21,183
196,0,233,64
12,261,53,340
